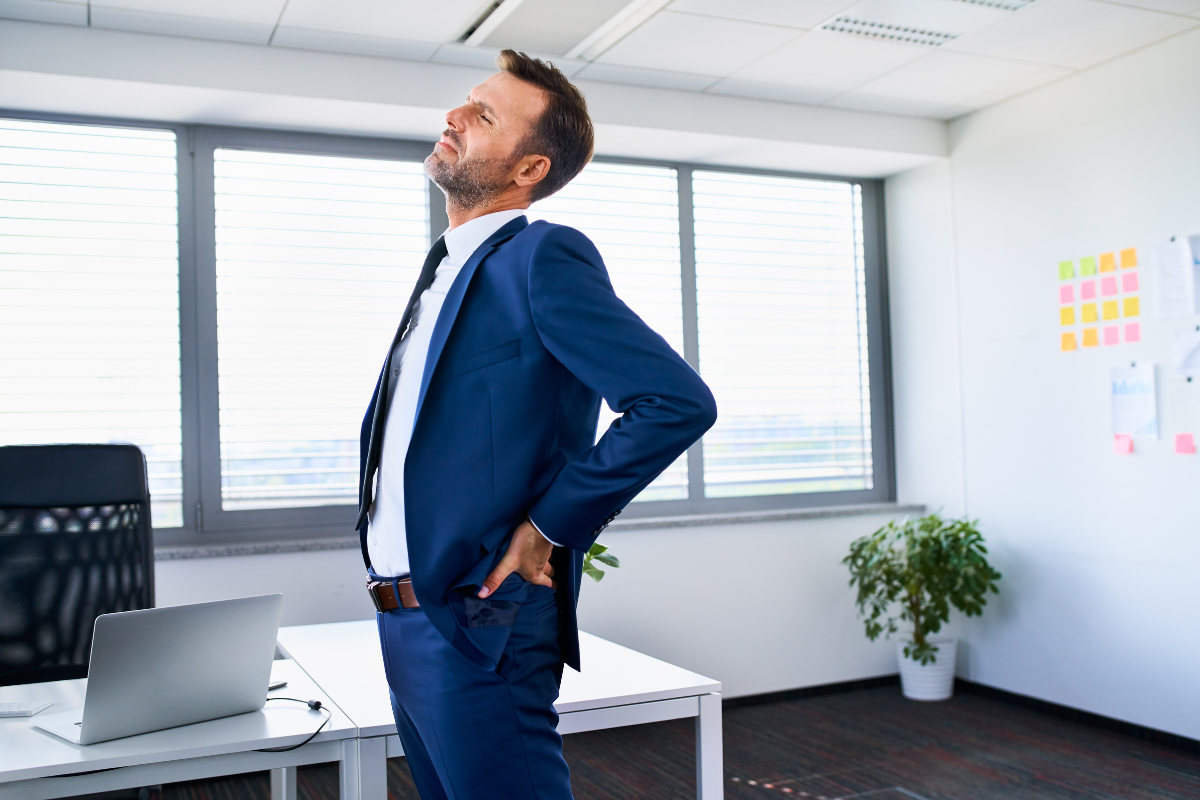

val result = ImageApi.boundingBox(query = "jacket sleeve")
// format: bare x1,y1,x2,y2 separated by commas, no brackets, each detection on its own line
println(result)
525,225,718,551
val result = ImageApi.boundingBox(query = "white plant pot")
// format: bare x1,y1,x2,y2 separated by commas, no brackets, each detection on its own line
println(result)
896,636,957,701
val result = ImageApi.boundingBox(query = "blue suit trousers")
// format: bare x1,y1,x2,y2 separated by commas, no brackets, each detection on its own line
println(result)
375,572,572,800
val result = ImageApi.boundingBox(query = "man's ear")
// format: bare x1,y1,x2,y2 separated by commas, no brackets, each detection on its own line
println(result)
513,154,551,191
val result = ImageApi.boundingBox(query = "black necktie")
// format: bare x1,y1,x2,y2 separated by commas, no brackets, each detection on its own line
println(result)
358,237,449,522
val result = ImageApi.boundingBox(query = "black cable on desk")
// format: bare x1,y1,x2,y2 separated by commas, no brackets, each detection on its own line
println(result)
254,697,331,753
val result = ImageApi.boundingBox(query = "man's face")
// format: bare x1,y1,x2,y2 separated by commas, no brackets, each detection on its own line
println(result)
425,71,547,209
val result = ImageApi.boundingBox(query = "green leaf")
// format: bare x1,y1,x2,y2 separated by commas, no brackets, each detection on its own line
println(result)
583,566,605,583
593,553,620,568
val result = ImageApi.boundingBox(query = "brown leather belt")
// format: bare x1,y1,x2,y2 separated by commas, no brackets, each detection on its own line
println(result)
367,577,419,611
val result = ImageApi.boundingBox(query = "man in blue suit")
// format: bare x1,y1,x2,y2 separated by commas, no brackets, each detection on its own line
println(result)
357,50,717,799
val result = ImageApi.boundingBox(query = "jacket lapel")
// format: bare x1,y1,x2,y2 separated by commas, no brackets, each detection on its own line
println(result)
412,216,527,427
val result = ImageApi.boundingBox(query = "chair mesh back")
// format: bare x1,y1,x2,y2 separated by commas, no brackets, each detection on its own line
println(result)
0,445,154,686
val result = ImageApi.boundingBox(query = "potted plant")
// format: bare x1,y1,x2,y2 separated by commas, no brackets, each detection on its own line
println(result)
843,513,1001,701
583,542,619,582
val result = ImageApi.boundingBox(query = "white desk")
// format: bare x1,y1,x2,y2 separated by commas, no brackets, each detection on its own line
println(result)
277,621,724,800
0,660,366,800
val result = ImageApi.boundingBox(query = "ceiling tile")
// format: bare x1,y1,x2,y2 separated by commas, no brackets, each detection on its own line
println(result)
955,62,1073,109
943,0,1182,67
575,62,719,91
595,10,800,76
842,50,1068,110
0,0,87,26
665,0,857,29
1058,13,1199,68
705,77,840,105
732,28,926,94
1092,0,1200,14
271,27,440,60
480,0,631,55
89,4,281,43
279,0,493,44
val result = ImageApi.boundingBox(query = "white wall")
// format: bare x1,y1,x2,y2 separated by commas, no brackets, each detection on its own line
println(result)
886,28,1200,739
155,510,911,700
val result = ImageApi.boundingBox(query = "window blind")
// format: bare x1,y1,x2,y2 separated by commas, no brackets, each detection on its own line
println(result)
693,171,872,498
214,149,428,510
528,162,688,501
0,119,182,526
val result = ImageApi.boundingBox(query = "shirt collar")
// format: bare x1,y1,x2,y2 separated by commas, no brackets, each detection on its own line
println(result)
441,209,527,265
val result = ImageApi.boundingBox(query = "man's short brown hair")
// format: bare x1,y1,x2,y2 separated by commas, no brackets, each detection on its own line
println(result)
497,49,594,202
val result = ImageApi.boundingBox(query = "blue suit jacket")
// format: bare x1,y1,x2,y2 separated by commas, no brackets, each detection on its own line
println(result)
357,217,717,671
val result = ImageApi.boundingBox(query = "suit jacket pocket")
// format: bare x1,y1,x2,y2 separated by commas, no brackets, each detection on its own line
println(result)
451,338,521,377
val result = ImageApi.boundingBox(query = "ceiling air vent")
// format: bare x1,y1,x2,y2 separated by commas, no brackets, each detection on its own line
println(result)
821,16,959,46
952,0,1033,10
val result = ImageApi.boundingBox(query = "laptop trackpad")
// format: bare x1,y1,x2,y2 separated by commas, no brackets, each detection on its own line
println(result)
34,710,84,744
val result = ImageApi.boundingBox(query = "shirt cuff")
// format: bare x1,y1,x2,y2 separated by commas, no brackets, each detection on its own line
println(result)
528,516,561,547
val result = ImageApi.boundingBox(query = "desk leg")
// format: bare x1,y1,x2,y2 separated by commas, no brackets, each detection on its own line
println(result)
270,767,298,800
696,692,724,800
340,737,388,800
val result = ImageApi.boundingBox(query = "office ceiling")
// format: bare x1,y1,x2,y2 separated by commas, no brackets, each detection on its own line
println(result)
2,0,1197,120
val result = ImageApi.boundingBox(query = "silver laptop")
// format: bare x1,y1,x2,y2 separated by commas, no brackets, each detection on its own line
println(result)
36,594,283,745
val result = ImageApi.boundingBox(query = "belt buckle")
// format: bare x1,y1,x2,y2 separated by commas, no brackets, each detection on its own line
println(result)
366,579,386,613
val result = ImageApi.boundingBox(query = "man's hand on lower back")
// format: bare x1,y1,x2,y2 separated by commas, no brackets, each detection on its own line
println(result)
478,519,555,598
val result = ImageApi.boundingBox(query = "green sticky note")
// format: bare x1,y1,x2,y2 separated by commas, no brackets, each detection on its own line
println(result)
1058,260,1075,280
1080,256,1097,276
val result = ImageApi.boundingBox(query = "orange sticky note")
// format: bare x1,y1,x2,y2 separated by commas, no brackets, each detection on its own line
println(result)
1081,328,1099,347
1114,434,1133,454
1060,306,1076,325
1061,332,1078,351
1176,433,1196,454
1081,303,1098,323
1123,296,1140,317
1102,300,1119,320
1099,252,1117,272
1120,248,1137,268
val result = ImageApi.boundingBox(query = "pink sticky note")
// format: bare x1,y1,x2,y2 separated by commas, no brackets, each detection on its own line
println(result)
1101,276,1118,296
1114,434,1133,454
1103,326,1120,346
1122,271,1139,292
1059,284,1074,304
1080,280,1097,300
1124,322,1141,342
1176,433,1196,454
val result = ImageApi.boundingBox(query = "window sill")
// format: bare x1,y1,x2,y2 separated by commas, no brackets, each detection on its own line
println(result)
153,502,925,561
606,502,925,532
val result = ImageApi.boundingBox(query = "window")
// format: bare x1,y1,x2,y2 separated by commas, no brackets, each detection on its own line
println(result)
213,149,428,511
527,162,687,501
693,171,872,499
3,114,892,545
0,118,182,527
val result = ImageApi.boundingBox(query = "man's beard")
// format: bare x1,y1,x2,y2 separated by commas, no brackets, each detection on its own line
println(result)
425,133,515,213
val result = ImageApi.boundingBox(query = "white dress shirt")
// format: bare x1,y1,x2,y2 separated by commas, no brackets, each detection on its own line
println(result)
368,209,554,577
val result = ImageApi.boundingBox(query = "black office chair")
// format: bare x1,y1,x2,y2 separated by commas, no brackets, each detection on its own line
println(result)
0,444,155,687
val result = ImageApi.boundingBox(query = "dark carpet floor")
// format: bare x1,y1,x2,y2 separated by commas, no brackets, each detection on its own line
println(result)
155,684,1200,800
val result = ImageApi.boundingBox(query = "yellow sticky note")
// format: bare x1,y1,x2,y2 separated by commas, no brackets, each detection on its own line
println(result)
1060,306,1076,325
1102,300,1119,320
1081,303,1098,323
1082,328,1099,347
1123,296,1140,317
1062,332,1077,351
1099,252,1116,272
1120,248,1138,268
